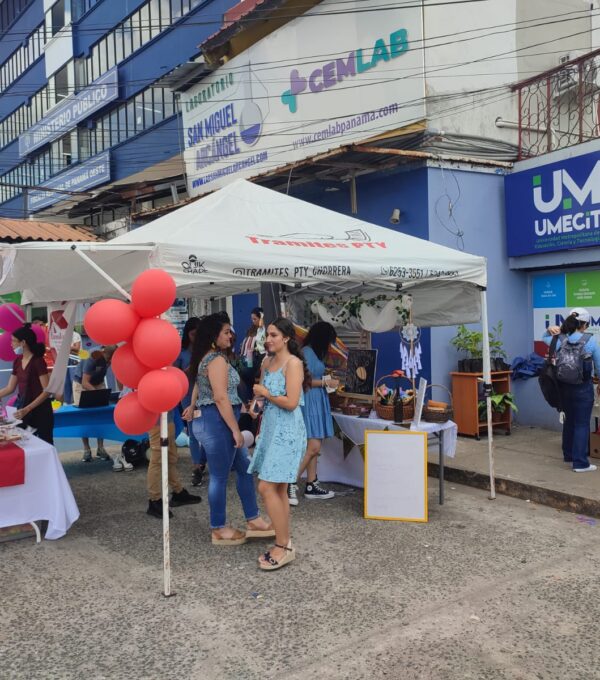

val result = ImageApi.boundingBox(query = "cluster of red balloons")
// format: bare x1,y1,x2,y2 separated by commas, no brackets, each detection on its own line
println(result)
0,303,45,361
84,269,188,435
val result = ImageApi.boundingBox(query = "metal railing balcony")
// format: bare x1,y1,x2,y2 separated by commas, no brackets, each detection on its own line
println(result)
513,49,600,160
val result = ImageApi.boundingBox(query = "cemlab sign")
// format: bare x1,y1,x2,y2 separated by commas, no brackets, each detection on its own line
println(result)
505,144,600,257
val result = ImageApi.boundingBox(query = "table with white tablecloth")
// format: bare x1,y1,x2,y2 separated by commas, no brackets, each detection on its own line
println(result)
317,413,458,504
0,434,80,540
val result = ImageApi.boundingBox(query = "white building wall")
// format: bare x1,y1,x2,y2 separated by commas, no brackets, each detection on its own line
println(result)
422,0,595,145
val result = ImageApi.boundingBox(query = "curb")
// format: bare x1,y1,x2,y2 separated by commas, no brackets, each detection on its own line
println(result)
428,462,600,519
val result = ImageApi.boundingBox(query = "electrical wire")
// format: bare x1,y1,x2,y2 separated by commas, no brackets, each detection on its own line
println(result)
0,4,595,208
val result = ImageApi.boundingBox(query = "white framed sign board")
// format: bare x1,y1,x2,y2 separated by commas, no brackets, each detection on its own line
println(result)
364,430,428,522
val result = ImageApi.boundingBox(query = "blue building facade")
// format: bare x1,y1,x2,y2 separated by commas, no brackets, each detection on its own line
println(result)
281,164,531,397
0,0,231,224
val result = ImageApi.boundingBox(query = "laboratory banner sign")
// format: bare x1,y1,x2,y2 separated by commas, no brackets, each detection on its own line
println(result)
19,68,118,157
506,148,600,257
181,0,424,195
532,270,600,355
27,151,110,212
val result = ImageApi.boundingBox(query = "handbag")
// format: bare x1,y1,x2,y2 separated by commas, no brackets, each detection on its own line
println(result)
538,335,562,411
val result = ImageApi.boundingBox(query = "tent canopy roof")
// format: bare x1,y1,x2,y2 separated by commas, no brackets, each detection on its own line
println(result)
0,180,486,326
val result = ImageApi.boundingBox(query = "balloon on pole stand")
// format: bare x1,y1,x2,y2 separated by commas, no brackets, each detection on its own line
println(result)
131,269,176,318
84,299,139,345
163,365,189,401
112,343,151,388
138,369,184,414
114,392,158,435
0,303,25,333
0,332,16,361
31,324,46,345
132,318,180,369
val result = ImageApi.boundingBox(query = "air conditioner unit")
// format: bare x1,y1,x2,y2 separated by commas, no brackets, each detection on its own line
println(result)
553,51,598,98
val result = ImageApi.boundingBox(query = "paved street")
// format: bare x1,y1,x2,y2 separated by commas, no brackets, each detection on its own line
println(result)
2,451,599,680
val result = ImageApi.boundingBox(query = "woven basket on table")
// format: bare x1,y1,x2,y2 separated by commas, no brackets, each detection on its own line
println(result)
374,374,415,421
421,384,453,423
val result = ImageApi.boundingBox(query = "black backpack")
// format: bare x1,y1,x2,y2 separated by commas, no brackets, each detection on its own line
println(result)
555,332,592,384
538,335,562,410
121,438,150,466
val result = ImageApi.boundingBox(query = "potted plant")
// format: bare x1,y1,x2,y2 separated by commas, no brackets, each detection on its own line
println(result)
478,392,518,422
489,321,509,372
451,325,483,372
451,322,509,373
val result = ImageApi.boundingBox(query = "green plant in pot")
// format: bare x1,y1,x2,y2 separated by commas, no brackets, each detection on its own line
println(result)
452,322,509,373
478,392,518,421
451,325,483,372
489,321,509,371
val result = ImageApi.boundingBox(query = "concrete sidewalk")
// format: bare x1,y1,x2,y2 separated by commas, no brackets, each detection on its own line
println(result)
428,423,600,517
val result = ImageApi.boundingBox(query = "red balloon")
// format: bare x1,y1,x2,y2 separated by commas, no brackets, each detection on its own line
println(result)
131,269,176,318
31,324,46,345
84,299,139,345
0,304,25,333
0,332,16,361
114,392,158,435
132,318,180,369
138,369,183,413
112,343,151,388
164,366,190,400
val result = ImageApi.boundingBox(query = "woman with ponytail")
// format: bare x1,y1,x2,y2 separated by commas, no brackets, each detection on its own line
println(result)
248,317,309,571
544,307,600,472
0,324,54,444
183,314,273,545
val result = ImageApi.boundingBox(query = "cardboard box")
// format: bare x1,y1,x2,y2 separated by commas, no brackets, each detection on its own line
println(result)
590,432,600,459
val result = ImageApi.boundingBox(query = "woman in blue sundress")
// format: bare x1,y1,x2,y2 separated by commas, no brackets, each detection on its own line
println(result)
288,322,339,505
249,317,310,571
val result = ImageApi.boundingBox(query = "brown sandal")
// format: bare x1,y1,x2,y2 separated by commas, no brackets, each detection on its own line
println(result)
245,524,276,539
259,543,295,571
211,529,246,545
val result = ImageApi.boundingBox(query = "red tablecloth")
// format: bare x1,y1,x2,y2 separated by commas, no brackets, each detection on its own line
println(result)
0,442,25,487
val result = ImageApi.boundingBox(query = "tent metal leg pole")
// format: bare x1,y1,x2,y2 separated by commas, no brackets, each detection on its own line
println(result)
67,248,173,595
160,411,173,597
480,289,496,500
70,245,132,301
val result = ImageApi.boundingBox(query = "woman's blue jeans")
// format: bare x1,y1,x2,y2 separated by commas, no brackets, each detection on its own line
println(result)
181,397,207,466
191,404,259,529
561,381,594,469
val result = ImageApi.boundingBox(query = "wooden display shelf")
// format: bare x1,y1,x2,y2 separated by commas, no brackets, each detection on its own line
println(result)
451,371,512,439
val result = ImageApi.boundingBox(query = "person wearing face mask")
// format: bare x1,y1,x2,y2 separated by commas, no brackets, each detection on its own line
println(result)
0,324,54,444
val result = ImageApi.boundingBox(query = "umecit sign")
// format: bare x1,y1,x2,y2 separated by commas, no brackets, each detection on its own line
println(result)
506,145,600,257
181,0,424,194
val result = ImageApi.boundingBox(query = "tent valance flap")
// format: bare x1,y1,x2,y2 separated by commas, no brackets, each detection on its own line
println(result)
0,181,486,328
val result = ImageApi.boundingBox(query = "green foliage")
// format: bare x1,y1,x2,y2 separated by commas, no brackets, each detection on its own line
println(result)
451,321,507,360
316,294,410,326
478,391,518,418
451,325,483,359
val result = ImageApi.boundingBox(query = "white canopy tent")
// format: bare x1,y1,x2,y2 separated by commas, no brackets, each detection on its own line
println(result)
0,180,485,325
0,179,496,593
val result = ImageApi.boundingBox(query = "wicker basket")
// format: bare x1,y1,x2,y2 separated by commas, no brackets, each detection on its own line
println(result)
421,384,453,423
374,402,395,420
341,402,370,417
374,375,415,421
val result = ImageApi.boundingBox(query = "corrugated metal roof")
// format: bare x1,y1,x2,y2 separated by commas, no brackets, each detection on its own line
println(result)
0,219,100,243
